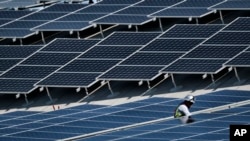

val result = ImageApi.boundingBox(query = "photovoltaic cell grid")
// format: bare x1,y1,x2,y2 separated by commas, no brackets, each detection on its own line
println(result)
135,0,184,7
223,17,250,31
174,0,224,8
225,52,250,67
210,0,250,10
74,90,250,141
97,0,142,5
0,90,243,141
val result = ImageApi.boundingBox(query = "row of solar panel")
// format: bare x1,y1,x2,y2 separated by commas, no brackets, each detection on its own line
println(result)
0,17,250,94
1,0,249,38
0,90,249,140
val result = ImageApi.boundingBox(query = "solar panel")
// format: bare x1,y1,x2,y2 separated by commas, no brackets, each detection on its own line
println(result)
20,12,67,21
59,59,120,73
0,79,38,93
0,21,44,29
0,29,35,38
97,0,142,5
160,24,224,38
36,72,101,87
92,14,152,25
0,10,32,19
210,0,250,10
41,3,88,12
98,66,163,80
0,45,41,58
0,19,11,26
0,2,38,9
224,52,250,67
57,13,106,21
161,59,227,74
135,0,183,7
77,5,126,14
115,6,164,15
79,45,141,59
32,21,92,31
0,59,22,71
99,32,159,45
183,45,248,59
21,52,80,66
120,52,183,65
175,0,224,8
149,8,213,18
204,31,250,45
1,66,59,79
141,39,204,52
223,17,250,31
41,39,99,52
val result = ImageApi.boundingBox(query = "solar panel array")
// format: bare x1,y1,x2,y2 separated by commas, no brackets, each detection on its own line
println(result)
0,0,46,9
0,90,249,140
210,0,250,10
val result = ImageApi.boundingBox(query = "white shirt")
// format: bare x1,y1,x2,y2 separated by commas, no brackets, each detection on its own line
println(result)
176,104,191,124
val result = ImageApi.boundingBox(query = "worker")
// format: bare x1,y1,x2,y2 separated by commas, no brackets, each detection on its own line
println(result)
174,95,196,124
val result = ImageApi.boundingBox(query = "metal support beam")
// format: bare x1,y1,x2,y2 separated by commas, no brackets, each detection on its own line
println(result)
99,25,104,38
41,31,46,44
234,67,241,82
77,31,80,39
147,81,151,89
24,94,29,105
196,18,199,25
135,25,138,32
158,18,163,32
171,73,177,88
85,87,89,96
19,39,23,46
107,81,114,95
45,87,53,102
219,10,224,24
211,74,215,85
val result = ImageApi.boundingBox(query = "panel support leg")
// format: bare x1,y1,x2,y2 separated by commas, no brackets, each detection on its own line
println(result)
107,81,118,98
41,31,46,44
22,94,33,107
99,25,104,38
147,80,151,89
46,87,56,104
219,10,224,24
159,18,163,32
196,18,199,25
77,31,80,39
19,39,23,46
170,74,182,92
211,74,215,86
135,25,138,32
233,67,246,85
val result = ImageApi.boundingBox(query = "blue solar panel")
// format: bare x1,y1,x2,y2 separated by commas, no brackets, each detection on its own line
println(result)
98,66,163,80
21,12,66,21
92,14,152,25
161,59,226,73
150,8,212,18
223,17,250,31
0,19,11,26
116,6,163,15
41,39,99,52
32,21,91,31
210,0,250,10
175,0,224,7
77,5,126,14
120,52,183,65
57,13,106,21
41,3,87,12
0,10,32,19
99,32,159,45
0,46,41,58
1,66,59,79
59,59,120,72
225,52,250,66
0,79,37,93
97,0,141,5
1,20,44,28
21,53,80,66
0,29,35,38
160,24,224,38
79,45,141,59
36,72,101,87
135,0,183,7
0,59,22,71
141,39,204,52
183,45,248,59
204,32,250,45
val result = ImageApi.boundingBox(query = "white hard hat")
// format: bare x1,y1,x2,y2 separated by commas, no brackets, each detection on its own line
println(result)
184,95,195,103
